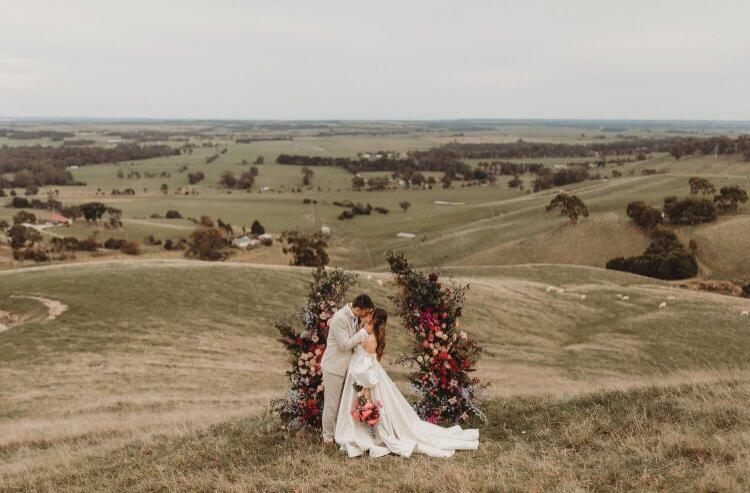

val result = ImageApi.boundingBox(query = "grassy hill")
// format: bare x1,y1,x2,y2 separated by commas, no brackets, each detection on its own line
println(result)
2,260,749,491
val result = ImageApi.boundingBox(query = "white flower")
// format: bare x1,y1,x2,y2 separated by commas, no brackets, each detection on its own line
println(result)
311,335,319,343
432,348,438,355
417,356,424,363
459,331,467,339
300,369,308,375
435,330,443,338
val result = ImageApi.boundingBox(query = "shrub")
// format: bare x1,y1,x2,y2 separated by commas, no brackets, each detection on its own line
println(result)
120,240,141,256
259,235,273,247
338,210,354,220
8,196,31,208
399,201,411,212
663,196,716,225
163,239,174,250
185,227,232,261
78,236,101,251
743,284,750,298
0,219,9,231
282,231,328,267
103,238,126,250
165,209,182,219
507,175,523,188
374,207,389,214
626,201,663,231
187,171,205,184
351,176,365,190
606,228,698,280
199,215,214,227
12,247,49,262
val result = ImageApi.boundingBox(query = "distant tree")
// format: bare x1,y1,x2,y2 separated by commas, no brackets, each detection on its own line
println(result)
8,224,42,249
165,209,182,219
160,183,169,195
219,171,237,189
199,215,214,227
105,207,123,229
0,219,9,231
0,187,5,197
185,227,232,261
606,228,698,280
507,175,523,189
441,171,454,189
255,155,265,165
366,176,389,191
399,201,411,212
236,171,255,190
283,231,328,267
250,220,265,236
301,166,314,186
24,185,39,196
249,166,259,177
688,177,716,197
713,185,748,213
546,193,589,224
187,171,205,185
13,210,37,225
61,205,82,221
626,201,663,231
351,175,365,191
78,202,107,222
410,172,426,187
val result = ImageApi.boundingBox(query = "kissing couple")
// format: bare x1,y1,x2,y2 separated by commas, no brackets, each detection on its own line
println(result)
321,294,479,458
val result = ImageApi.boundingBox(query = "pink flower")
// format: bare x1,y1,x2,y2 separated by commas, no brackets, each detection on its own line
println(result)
362,409,372,418
364,402,374,410
367,418,379,426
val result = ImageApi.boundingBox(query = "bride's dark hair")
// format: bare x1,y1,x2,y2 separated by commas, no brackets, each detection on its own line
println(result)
372,308,388,360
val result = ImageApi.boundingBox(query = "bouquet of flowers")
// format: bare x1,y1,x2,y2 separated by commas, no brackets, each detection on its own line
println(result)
274,266,357,431
351,383,382,429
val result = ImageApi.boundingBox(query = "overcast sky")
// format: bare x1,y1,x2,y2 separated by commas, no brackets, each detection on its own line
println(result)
1,0,749,120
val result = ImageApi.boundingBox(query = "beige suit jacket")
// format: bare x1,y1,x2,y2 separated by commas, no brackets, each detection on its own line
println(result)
320,304,366,377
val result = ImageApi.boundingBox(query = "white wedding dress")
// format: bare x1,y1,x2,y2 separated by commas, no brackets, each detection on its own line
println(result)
334,345,479,458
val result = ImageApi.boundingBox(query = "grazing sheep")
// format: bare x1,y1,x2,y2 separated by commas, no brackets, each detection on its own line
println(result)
667,295,676,300
580,294,586,300
622,296,630,301
742,311,749,316
616,294,623,299
546,286,554,293
659,302,667,309
366,274,373,281
377,280,384,287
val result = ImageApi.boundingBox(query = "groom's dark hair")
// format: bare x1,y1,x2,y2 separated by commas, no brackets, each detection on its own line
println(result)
352,294,374,310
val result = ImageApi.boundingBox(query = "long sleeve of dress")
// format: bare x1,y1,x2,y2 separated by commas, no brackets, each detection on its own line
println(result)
351,354,381,388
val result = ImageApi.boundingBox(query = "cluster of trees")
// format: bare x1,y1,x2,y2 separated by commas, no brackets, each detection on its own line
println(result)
626,201,664,231
333,200,390,220
185,227,233,261
0,129,74,141
5,195,63,211
606,228,698,280
0,144,178,188
532,167,590,192
668,135,750,161
434,138,677,160
235,136,293,143
662,178,747,225
187,171,205,184
219,170,256,190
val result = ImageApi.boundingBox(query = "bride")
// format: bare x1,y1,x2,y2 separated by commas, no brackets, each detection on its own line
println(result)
334,308,479,458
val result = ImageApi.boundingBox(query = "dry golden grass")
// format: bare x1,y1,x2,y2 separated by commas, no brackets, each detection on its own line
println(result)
2,261,750,491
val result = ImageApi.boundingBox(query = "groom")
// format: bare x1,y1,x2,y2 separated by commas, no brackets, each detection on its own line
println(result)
320,294,375,444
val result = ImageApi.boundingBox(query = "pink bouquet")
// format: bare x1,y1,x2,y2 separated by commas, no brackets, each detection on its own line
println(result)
351,383,382,427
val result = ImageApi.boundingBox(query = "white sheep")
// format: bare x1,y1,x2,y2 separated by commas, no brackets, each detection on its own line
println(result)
622,296,630,301
546,286,554,293
377,280,384,287
667,295,676,300
659,302,667,309
580,294,586,300
366,274,373,281
742,311,749,316
616,294,623,299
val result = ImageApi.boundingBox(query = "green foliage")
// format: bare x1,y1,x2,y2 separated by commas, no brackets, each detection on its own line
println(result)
626,201,663,231
714,185,748,213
